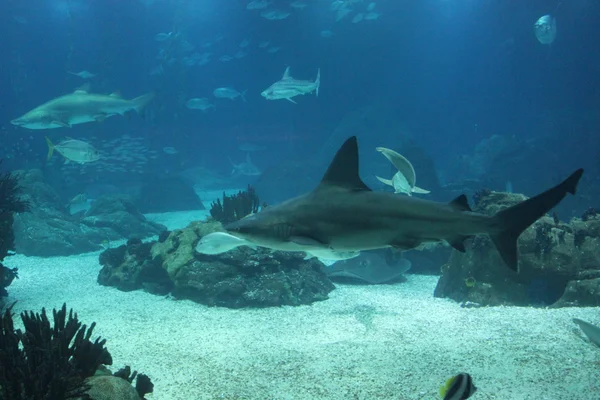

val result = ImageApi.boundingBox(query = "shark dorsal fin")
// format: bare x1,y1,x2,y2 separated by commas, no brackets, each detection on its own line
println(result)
318,136,371,191
449,195,472,212
74,83,90,94
282,66,291,80
109,91,122,97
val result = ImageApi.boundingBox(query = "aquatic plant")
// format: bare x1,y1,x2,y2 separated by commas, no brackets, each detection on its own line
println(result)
0,303,112,399
210,184,261,224
581,207,598,221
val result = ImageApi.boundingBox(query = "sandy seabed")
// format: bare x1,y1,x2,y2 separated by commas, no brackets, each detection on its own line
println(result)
4,210,600,400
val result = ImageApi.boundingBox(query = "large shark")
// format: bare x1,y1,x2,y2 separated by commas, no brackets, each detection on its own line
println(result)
225,136,583,271
11,85,155,129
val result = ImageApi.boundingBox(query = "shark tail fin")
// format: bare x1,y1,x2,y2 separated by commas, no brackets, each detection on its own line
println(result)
45,136,55,160
489,168,583,271
131,92,155,113
315,68,321,97
240,90,247,102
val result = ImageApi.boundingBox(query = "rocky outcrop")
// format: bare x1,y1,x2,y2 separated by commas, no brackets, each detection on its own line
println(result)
434,191,600,307
98,220,335,308
12,169,166,257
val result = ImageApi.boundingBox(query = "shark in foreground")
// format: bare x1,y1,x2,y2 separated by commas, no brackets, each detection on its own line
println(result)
11,85,155,129
261,66,320,103
225,136,583,271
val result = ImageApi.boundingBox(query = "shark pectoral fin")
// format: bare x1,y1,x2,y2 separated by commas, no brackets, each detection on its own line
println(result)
375,175,394,187
447,235,472,252
285,97,297,104
411,186,431,194
52,120,71,128
290,235,328,247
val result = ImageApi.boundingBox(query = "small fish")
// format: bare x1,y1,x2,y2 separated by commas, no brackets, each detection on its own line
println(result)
534,15,557,45
261,66,320,103
186,97,216,111
364,12,381,20
290,1,307,9
46,137,100,164
239,39,250,48
261,9,291,20
155,32,174,41
352,13,364,23
258,40,271,48
439,373,477,400
68,70,97,79
367,2,376,12
195,232,256,255
213,87,247,102
163,147,178,155
266,46,281,53
219,55,234,62
320,30,335,38
246,0,270,10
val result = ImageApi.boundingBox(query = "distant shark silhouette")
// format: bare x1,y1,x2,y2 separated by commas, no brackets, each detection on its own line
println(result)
225,136,583,271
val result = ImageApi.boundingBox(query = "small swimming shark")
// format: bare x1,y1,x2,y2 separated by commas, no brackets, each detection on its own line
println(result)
11,84,155,129
229,153,262,177
224,136,583,271
261,66,320,104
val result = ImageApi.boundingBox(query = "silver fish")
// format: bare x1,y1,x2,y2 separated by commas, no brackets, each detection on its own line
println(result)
46,137,99,164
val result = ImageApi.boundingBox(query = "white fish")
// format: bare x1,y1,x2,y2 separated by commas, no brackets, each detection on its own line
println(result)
290,1,307,9
219,55,234,62
213,87,247,101
68,70,97,79
246,0,270,10
186,97,215,111
261,67,320,103
320,30,335,38
352,13,364,23
163,147,178,155
258,40,271,48
229,153,261,177
261,9,291,20
375,147,430,196
365,11,380,20
46,137,99,164
195,232,256,255
534,15,557,45
367,2,376,11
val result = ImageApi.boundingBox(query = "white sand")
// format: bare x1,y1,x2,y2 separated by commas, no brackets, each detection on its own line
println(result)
4,211,600,400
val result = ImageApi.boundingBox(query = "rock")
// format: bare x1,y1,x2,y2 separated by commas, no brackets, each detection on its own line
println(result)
135,176,204,213
98,239,173,295
12,169,167,257
84,375,141,400
99,220,335,308
82,195,166,239
434,191,600,307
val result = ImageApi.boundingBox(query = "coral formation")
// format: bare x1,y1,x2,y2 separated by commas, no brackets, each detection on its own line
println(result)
209,185,261,223
0,303,153,400
0,303,112,399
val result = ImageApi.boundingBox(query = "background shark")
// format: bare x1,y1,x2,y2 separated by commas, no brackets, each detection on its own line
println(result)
11,85,154,129
225,136,583,271
260,66,320,103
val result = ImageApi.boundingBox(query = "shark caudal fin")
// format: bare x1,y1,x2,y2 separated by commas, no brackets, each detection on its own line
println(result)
490,168,584,271
45,136,55,160
131,92,155,113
